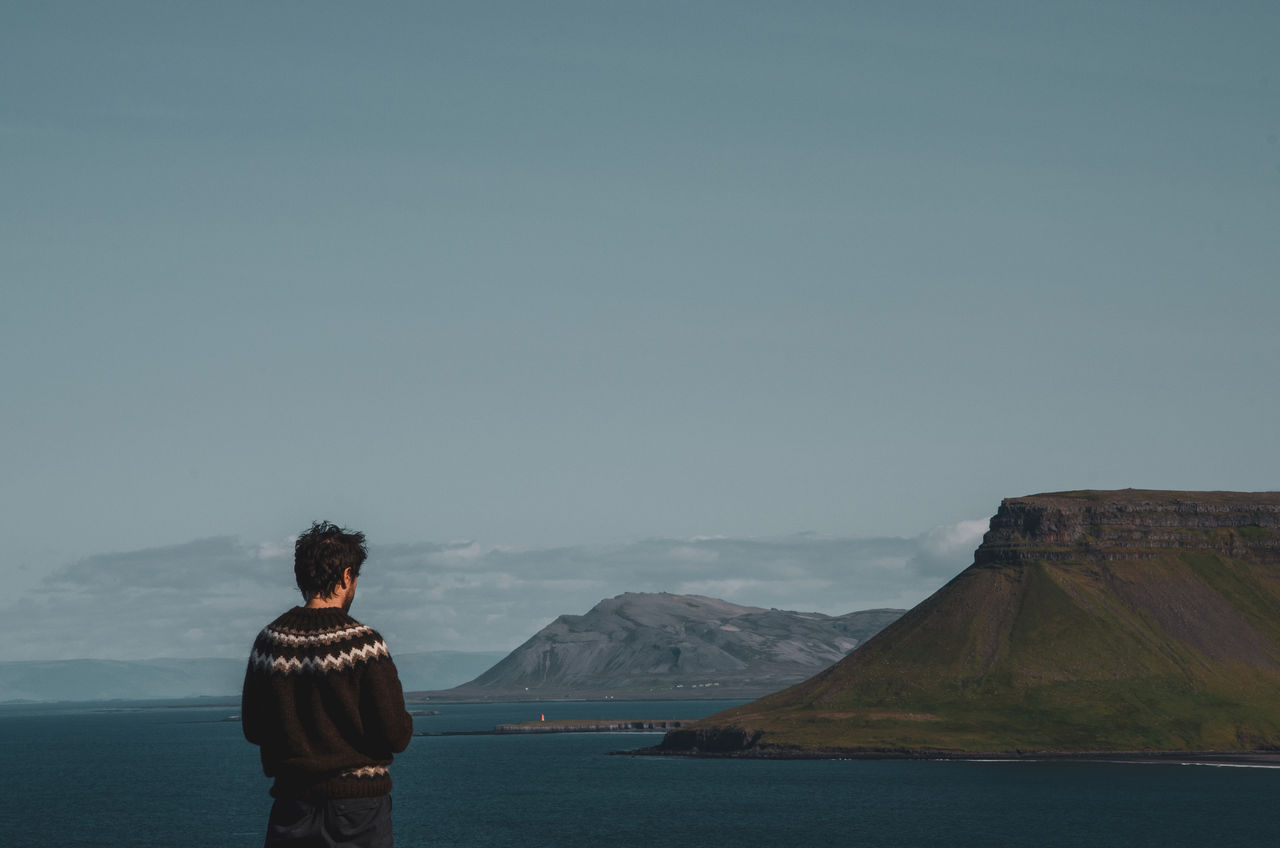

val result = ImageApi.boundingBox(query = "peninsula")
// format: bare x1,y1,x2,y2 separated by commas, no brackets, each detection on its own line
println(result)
653,490,1280,758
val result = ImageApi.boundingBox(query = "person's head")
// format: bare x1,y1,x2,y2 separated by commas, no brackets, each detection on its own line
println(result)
294,521,367,609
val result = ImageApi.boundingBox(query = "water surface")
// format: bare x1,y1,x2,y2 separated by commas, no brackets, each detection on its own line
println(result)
0,699,1271,847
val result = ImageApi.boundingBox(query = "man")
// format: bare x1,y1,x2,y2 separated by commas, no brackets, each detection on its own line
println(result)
243,521,414,847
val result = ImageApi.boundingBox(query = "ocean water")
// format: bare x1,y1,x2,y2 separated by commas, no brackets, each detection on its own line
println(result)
0,698,1273,847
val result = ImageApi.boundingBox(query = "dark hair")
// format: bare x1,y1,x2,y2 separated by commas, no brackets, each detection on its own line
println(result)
294,521,367,599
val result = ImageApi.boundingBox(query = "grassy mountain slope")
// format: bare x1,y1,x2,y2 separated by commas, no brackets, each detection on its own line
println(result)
663,491,1280,753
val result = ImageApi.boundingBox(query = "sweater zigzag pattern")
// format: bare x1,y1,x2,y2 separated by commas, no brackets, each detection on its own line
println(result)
249,622,390,675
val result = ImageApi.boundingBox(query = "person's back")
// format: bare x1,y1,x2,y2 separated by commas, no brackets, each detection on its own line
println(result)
243,521,413,847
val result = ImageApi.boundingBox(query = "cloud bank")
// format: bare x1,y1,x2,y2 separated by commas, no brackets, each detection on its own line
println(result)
4,521,989,661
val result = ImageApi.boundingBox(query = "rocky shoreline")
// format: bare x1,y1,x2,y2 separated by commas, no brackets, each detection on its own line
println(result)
416,718,695,737
496,719,693,734
627,744,1280,765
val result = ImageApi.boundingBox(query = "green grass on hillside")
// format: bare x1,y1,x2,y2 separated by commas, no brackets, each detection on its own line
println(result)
697,543,1280,753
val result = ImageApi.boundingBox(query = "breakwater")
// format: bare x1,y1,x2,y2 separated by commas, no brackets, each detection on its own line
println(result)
495,719,692,734
417,718,695,737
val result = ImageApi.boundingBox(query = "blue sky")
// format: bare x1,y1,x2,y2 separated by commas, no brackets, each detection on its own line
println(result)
2,2,1277,659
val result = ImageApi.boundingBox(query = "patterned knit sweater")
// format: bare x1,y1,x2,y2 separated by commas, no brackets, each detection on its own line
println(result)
242,607,414,800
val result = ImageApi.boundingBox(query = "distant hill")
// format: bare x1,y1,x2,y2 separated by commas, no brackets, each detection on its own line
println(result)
392,651,508,692
658,490,1280,755
0,650,505,703
0,658,246,703
439,592,905,699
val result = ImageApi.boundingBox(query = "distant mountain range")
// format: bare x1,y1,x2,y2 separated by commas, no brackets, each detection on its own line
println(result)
0,651,506,703
438,592,905,699
0,658,247,703
7,594,907,703
659,490,1280,756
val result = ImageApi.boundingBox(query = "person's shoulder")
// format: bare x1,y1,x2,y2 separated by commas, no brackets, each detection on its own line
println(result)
250,608,370,652
339,616,399,669
327,610,386,645
251,608,394,673
265,606,305,628
347,617,393,656
250,607,306,639
249,608,293,643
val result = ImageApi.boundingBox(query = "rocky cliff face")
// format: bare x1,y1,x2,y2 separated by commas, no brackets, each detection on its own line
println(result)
657,490,1280,755
974,490,1280,565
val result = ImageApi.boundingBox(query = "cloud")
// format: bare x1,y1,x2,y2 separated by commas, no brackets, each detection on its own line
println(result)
909,519,991,577
423,541,513,566
2,520,989,662
255,538,294,560
9,537,298,661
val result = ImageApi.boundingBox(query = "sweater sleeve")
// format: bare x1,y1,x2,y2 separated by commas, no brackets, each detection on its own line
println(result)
241,637,271,747
362,654,414,754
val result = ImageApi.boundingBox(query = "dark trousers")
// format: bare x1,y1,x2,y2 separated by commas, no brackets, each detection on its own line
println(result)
264,796,393,848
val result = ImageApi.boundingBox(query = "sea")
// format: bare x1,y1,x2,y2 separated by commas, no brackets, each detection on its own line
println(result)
1,697,1273,847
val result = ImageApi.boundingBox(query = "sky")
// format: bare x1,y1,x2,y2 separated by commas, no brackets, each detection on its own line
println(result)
3,2,1277,661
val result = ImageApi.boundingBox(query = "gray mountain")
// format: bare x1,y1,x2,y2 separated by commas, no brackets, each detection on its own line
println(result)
444,592,904,698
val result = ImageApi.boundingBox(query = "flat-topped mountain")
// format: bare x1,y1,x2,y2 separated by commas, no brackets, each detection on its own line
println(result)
658,490,1280,755
440,592,904,699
